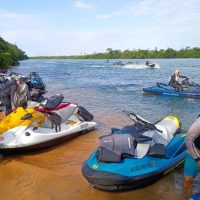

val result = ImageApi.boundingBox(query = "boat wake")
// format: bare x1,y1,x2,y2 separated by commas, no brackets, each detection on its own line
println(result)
122,63,160,69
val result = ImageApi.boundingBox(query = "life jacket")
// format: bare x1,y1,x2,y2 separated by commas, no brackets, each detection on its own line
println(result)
30,73,45,89
13,83,30,107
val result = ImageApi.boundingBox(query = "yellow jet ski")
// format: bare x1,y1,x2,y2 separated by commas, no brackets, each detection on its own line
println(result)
0,102,97,153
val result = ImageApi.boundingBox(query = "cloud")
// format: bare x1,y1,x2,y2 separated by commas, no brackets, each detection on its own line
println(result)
95,11,123,19
73,0,95,9
0,9,50,32
129,0,200,20
129,0,178,17
2,23,200,57
0,9,28,19
127,0,200,32
1,0,200,56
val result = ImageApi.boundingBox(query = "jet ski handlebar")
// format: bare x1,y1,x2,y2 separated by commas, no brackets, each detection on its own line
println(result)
180,77,189,84
123,110,162,133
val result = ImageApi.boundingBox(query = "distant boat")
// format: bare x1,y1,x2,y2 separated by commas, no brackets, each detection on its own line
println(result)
113,61,156,68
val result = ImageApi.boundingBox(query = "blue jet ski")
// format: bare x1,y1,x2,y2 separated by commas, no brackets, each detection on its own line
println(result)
143,81,200,97
190,193,200,200
82,111,187,191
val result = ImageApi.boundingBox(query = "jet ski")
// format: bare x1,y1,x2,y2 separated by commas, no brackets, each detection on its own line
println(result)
0,94,97,153
82,111,186,191
143,81,200,97
27,72,46,102
190,193,200,200
145,61,155,68
0,72,46,103
0,73,8,87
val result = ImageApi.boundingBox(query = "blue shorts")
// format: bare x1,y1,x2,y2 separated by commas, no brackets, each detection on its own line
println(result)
184,152,200,177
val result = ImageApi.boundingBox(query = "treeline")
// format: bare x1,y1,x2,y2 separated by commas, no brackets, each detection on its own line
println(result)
32,47,200,59
0,37,28,70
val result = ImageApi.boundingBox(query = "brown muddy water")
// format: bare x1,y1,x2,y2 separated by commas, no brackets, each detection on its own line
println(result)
0,112,195,200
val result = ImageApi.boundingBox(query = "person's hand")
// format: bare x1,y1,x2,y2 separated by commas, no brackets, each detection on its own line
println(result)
12,106,16,111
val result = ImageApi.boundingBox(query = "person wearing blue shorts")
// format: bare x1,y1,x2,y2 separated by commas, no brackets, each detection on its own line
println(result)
184,116,200,198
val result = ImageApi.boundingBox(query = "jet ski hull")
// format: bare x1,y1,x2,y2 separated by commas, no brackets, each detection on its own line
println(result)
0,119,96,153
146,63,155,68
143,86,200,97
82,141,186,191
0,105,97,153
0,127,93,153
82,114,186,191
82,161,164,191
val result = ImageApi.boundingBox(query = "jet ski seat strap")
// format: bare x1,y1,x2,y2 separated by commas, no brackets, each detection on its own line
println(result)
47,112,61,132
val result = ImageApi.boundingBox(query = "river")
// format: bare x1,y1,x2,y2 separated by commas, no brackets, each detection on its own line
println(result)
0,59,200,200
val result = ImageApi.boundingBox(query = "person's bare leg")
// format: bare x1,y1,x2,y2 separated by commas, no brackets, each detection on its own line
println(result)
183,176,193,199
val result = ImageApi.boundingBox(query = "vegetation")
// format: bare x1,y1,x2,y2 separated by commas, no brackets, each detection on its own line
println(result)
0,37,28,69
31,47,200,59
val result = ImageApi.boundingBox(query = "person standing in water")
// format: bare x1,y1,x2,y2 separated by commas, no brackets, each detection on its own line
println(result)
183,116,200,198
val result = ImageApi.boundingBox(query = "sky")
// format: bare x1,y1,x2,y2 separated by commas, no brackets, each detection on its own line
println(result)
0,0,200,56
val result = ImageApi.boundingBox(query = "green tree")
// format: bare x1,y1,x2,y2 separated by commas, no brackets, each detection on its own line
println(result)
0,52,12,68
0,36,28,69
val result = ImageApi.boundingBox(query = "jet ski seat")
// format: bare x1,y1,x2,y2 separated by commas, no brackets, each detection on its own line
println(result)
97,133,136,163
50,104,78,123
96,116,181,161
40,104,78,130
42,94,64,110
135,116,180,158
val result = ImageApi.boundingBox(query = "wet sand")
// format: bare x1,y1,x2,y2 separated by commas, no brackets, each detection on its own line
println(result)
0,112,190,200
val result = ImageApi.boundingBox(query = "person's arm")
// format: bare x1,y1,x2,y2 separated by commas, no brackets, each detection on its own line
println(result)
10,84,17,110
169,74,174,84
179,75,188,79
185,117,200,161
16,83,30,107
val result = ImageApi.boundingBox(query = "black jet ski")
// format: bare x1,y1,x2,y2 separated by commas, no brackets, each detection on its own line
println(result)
145,61,155,68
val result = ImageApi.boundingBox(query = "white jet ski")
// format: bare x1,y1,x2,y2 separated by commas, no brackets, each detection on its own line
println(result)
0,95,97,153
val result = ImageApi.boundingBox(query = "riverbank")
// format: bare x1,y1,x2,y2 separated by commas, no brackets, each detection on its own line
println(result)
30,47,200,60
